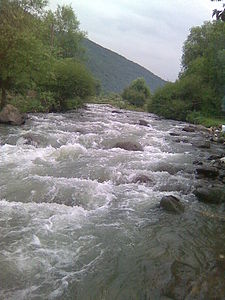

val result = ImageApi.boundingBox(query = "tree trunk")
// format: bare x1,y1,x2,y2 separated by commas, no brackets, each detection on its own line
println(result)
1,87,6,110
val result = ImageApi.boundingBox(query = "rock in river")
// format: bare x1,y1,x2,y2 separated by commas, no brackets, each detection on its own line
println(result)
139,119,149,127
194,187,225,204
132,175,152,184
0,104,25,126
113,141,143,151
160,195,185,214
196,167,219,179
182,126,195,133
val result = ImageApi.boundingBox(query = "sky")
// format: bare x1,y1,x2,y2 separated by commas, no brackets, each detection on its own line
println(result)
50,0,223,81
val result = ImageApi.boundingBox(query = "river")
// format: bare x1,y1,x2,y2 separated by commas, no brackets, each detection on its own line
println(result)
0,104,224,299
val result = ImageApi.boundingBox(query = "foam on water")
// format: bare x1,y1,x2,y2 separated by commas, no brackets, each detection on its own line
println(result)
0,104,224,299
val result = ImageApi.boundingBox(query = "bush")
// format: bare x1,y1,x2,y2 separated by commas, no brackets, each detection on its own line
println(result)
51,59,96,110
122,77,151,107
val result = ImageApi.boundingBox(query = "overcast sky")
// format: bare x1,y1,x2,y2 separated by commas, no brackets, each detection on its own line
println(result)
50,0,222,81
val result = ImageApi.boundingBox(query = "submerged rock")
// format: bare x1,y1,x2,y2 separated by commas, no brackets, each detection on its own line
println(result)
193,160,203,166
113,141,143,151
194,187,225,204
112,110,123,114
0,104,25,126
139,119,149,127
164,260,196,300
197,140,211,149
196,167,219,179
132,175,152,184
169,132,180,137
160,195,185,214
182,126,195,132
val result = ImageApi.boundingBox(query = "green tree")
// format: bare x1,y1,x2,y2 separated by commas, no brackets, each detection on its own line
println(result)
0,0,53,109
51,59,96,110
149,20,225,120
44,5,84,59
122,78,151,107
212,0,225,21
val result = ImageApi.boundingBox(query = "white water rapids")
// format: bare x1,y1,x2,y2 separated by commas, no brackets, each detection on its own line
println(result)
0,104,224,299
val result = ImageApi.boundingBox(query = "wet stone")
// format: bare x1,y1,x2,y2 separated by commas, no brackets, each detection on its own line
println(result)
112,110,123,114
197,140,211,149
132,175,152,184
196,167,219,179
169,132,180,137
182,126,195,132
160,195,185,214
194,187,225,204
139,119,149,126
113,141,143,151
0,104,26,126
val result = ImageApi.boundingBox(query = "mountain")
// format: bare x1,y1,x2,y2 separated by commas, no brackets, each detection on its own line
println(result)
82,39,167,94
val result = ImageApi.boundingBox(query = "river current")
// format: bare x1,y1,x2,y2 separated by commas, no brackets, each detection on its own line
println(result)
0,104,224,299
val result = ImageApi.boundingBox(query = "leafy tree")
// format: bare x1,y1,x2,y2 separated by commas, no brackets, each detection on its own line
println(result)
122,78,151,107
212,0,225,21
0,0,52,109
149,20,225,120
51,59,96,110
44,5,84,59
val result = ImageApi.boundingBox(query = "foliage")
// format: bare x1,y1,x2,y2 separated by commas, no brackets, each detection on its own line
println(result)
50,59,96,110
122,78,151,107
0,0,53,108
212,0,225,21
149,20,225,122
186,111,225,127
148,81,192,121
0,0,98,112
43,5,85,59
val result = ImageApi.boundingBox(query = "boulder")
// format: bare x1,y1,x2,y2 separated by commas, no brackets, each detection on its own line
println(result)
196,167,219,179
160,195,185,213
169,132,180,137
207,154,223,161
0,104,25,126
193,160,203,166
139,119,149,127
182,126,195,133
132,175,152,184
112,110,123,114
113,141,143,151
164,260,196,300
194,187,225,204
197,140,211,149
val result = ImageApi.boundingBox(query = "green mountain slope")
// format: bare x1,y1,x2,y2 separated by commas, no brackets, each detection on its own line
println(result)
83,39,167,94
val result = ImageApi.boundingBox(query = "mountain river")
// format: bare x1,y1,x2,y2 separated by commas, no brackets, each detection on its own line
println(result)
0,104,224,299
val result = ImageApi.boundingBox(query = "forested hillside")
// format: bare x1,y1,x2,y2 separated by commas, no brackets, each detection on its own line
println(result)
83,39,166,93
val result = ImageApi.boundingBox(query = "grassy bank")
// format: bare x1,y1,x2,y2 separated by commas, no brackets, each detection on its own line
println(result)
186,112,225,128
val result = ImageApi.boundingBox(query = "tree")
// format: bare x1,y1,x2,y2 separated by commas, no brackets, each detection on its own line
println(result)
0,0,52,109
44,5,85,59
51,59,96,110
149,20,225,120
122,78,151,107
212,0,225,21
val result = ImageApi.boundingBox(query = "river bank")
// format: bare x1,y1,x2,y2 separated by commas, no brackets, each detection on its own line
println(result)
0,104,224,299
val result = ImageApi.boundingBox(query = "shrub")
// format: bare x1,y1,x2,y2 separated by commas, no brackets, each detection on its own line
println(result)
51,59,96,110
122,77,151,107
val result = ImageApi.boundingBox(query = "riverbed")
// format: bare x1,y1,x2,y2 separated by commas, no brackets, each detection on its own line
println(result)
0,104,224,299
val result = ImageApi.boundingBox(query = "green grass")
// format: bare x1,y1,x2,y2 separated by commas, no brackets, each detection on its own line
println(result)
187,111,225,127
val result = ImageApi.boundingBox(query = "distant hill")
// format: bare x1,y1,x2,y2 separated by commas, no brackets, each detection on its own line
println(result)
82,39,167,94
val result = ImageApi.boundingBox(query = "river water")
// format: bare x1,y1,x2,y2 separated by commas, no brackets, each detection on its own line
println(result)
0,104,224,300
